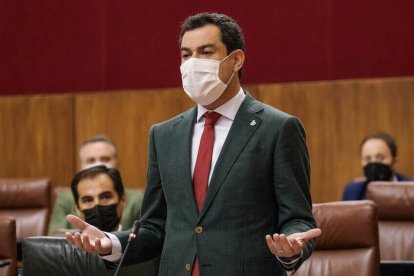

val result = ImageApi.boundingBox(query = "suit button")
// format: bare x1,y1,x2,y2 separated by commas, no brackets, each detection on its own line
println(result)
195,226,203,234
185,263,191,271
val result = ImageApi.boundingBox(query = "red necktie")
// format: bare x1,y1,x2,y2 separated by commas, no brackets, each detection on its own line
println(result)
193,111,221,211
192,111,221,276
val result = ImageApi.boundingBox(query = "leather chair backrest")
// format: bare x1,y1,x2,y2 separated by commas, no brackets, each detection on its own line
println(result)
22,236,159,276
366,181,414,261
0,216,17,276
294,200,380,276
0,178,50,241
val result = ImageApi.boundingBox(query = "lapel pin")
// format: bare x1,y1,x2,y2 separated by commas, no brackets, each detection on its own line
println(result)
250,120,256,126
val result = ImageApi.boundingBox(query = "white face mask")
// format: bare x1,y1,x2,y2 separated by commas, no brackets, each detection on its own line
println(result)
180,53,235,106
83,161,114,170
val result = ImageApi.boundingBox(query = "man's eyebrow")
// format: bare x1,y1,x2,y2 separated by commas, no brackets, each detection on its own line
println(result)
197,44,215,50
180,44,216,52
98,191,113,197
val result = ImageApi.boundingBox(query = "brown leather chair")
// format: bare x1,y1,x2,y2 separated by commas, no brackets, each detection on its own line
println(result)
293,200,380,276
366,181,414,261
0,178,50,242
0,216,17,276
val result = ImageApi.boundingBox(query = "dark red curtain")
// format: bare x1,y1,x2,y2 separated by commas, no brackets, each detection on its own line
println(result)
1,0,413,95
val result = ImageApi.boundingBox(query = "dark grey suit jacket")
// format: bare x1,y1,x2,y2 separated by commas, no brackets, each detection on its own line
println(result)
115,93,316,276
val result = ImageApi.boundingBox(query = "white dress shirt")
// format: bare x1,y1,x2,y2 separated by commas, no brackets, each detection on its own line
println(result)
192,89,246,183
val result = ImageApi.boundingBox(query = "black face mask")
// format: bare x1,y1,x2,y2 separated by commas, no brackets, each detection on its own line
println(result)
363,162,393,182
83,204,120,232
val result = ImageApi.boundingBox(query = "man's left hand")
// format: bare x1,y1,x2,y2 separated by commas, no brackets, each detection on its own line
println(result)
265,228,322,257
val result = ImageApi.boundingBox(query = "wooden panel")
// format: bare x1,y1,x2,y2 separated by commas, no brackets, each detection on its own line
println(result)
1,77,413,204
0,94,75,188
74,88,194,189
257,77,414,203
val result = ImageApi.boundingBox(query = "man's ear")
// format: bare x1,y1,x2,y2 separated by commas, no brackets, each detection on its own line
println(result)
233,49,245,73
75,206,84,219
391,157,398,170
113,157,120,168
120,194,126,207
360,157,366,167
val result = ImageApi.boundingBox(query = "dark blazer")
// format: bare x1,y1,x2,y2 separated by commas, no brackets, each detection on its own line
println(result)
115,93,316,276
342,173,412,200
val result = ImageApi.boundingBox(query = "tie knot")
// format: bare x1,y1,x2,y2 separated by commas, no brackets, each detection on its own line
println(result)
204,112,221,126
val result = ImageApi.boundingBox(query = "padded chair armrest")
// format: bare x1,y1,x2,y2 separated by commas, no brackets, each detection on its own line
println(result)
22,236,159,276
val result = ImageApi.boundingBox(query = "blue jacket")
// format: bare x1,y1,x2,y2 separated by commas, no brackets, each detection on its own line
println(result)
342,173,412,200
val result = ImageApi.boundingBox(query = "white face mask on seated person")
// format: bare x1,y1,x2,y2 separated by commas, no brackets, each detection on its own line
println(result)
84,161,114,170
180,52,236,106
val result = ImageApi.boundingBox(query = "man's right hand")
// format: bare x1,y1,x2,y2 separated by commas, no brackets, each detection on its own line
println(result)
65,214,113,255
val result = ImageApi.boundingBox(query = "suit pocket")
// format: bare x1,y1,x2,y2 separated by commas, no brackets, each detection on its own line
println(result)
158,259,168,276
241,259,285,276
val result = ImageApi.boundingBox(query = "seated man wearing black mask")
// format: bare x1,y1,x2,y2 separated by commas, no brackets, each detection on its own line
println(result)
343,131,412,200
71,165,126,232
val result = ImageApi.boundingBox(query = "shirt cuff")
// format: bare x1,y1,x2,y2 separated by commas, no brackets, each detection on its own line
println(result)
276,250,303,270
99,232,123,262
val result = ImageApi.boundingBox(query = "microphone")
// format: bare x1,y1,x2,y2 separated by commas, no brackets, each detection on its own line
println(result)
114,220,141,276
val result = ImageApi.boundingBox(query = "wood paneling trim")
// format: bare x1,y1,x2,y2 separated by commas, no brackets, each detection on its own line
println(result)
1,77,413,203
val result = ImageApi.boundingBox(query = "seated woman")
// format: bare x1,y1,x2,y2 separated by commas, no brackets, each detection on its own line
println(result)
343,131,412,200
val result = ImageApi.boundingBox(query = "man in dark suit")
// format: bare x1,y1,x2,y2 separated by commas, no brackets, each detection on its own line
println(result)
66,13,321,276
343,131,412,200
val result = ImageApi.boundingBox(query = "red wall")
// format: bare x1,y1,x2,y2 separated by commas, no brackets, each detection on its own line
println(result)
1,0,413,95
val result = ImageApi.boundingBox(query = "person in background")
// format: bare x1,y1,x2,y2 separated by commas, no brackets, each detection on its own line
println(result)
48,134,144,235
343,131,412,200
65,13,320,275
71,165,126,232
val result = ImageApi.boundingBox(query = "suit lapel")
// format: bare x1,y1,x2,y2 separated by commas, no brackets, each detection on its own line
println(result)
198,94,264,221
172,107,199,216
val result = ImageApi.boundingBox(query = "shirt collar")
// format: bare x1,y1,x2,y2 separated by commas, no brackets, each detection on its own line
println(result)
197,88,245,121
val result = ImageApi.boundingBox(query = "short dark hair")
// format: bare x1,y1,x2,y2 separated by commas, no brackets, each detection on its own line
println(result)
79,134,118,158
71,165,125,207
179,13,245,77
360,131,397,158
